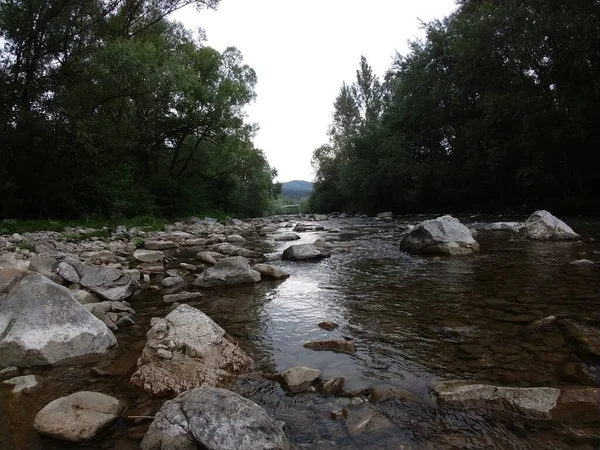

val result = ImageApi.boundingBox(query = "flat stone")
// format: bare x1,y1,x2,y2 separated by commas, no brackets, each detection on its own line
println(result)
144,241,178,250
2,375,38,393
179,263,197,271
34,391,124,442
163,292,203,303
275,233,301,242
133,249,164,263
569,259,595,266
0,366,19,378
252,264,290,279
161,276,184,287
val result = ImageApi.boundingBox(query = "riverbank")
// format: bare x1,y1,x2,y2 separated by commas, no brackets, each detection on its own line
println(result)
1,212,599,449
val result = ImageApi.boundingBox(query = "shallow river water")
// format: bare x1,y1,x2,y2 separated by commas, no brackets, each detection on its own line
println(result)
1,215,600,449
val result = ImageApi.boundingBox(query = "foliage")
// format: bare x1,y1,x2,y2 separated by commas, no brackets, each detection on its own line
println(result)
309,1,600,214
132,237,145,248
0,0,277,220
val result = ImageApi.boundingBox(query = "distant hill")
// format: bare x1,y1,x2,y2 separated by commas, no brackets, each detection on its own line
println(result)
281,180,313,201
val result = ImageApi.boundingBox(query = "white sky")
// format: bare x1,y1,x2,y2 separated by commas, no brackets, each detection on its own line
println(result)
173,0,457,182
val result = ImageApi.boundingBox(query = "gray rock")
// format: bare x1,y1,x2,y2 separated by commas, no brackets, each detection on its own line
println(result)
130,304,253,395
29,256,61,283
196,251,221,265
2,374,38,393
141,387,290,450
184,238,208,246
71,289,99,305
34,391,124,442
313,214,328,221
377,211,393,218
485,222,524,232
163,292,203,303
211,243,263,260
400,215,480,256
282,243,330,261
0,253,30,270
144,240,178,250
275,233,301,241
569,259,595,266
166,268,188,277
0,366,19,378
57,262,80,283
194,256,261,288
432,382,561,419
123,268,141,281
0,270,117,367
226,218,243,226
282,366,321,393
161,276,184,287
521,210,579,240
226,234,246,243
179,263,197,271
203,217,218,224
133,249,165,263
252,264,290,280
64,258,138,301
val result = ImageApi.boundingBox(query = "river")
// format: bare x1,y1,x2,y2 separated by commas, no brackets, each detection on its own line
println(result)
1,215,599,449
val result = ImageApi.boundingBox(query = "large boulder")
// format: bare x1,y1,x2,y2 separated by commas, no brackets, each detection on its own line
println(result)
193,256,261,288
521,210,579,240
34,391,124,442
141,386,290,450
63,258,138,301
282,243,330,261
400,215,480,256
130,304,253,395
28,256,61,283
0,269,117,367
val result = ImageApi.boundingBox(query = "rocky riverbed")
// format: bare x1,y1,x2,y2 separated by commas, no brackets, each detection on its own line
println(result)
0,211,599,449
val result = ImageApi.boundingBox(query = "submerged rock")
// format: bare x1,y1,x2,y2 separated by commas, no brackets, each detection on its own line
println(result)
282,366,321,393
130,304,253,395
194,256,261,288
141,386,290,450
282,243,330,261
163,291,203,303
400,215,480,256
63,258,138,301
252,264,290,280
521,210,579,240
304,339,356,354
561,320,600,357
0,269,117,367
34,391,124,442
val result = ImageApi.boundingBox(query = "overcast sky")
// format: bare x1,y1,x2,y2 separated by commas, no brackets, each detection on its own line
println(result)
173,0,457,182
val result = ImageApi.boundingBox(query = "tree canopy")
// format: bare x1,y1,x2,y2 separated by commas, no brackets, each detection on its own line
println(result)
309,0,600,214
0,0,278,219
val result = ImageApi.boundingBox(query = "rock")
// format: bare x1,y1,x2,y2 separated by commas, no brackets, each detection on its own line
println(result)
369,386,419,404
252,264,290,280
523,315,557,334
485,222,524,232
71,289,100,305
293,224,308,232
377,211,393,218
184,238,208,246
282,243,330,261
2,374,38,393
123,269,141,281
570,259,595,266
34,391,124,442
196,251,220,265
212,243,263,260
561,320,600,357
0,253,30,270
275,233,301,242
163,292,203,303
320,377,345,395
180,263,197,271
318,321,338,331
157,348,173,359
304,339,356,354
314,214,329,221
521,210,579,240
161,276,184,287
330,409,348,420
432,382,561,419
144,240,178,250
133,249,165,263
203,217,218,224
193,256,261,288
63,258,138,301
226,234,246,243
400,215,480,256
10,233,23,242
141,386,289,450
0,269,117,367
328,228,341,233
226,218,243,226
0,366,19,378
28,256,61,283
281,366,321,393
130,304,253,395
